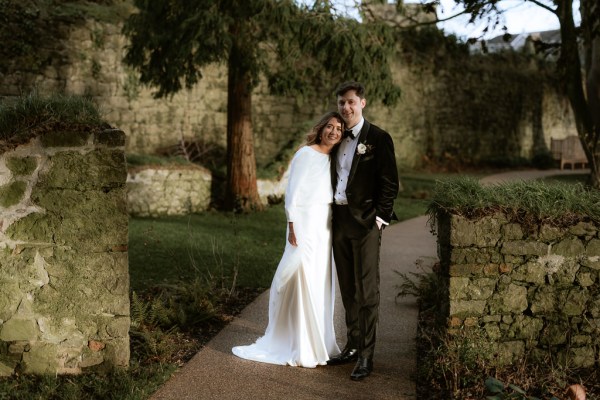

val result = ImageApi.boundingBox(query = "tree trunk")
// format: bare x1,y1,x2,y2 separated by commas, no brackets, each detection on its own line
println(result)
557,0,600,188
581,0,600,187
224,43,262,212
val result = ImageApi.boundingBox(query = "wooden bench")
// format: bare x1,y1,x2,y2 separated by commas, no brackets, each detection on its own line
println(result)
550,136,588,170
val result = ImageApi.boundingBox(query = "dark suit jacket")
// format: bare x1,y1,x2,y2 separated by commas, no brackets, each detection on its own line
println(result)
331,120,400,229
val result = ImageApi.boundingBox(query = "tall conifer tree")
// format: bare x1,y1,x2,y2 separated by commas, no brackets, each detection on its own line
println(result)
123,0,400,211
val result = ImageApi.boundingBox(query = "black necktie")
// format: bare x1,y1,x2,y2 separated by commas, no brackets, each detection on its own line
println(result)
343,129,354,139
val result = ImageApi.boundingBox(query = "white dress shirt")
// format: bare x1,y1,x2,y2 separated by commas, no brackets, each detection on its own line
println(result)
334,118,364,205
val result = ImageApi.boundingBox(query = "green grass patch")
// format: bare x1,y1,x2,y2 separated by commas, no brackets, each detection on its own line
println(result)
428,176,600,226
0,92,105,150
129,206,287,291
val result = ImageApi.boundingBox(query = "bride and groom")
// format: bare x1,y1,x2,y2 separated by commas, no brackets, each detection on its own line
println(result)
232,81,400,381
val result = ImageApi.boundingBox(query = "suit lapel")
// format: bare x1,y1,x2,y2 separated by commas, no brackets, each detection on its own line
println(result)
348,120,370,185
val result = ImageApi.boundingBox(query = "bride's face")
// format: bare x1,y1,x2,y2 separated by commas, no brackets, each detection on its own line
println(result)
321,118,343,146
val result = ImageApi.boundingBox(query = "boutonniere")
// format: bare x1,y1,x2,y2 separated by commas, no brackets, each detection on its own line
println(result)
356,143,374,156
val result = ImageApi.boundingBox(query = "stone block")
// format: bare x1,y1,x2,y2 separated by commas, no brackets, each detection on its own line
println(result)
530,286,556,314
491,283,528,314
553,238,585,257
466,278,496,300
501,240,547,256
21,343,58,374
40,130,90,148
570,347,596,368
502,223,524,240
558,288,588,316
569,222,597,237
449,300,486,316
94,129,126,147
0,181,27,207
6,157,37,176
0,318,38,341
539,224,564,241
450,214,505,247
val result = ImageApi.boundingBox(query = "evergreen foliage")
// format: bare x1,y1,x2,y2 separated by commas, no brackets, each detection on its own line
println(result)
122,0,402,210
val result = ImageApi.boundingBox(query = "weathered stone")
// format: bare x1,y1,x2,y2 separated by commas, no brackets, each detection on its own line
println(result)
558,288,588,316
103,338,129,367
79,346,104,368
450,214,506,247
465,278,496,300
588,239,600,256
449,277,470,299
491,283,527,313
510,316,543,340
40,130,90,148
6,157,37,176
511,261,545,285
576,271,596,287
568,222,597,237
483,264,499,275
0,360,15,377
94,129,125,147
570,347,596,368
571,335,591,346
553,238,585,257
530,286,556,314
492,340,524,366
501,240,547,256
0,318,38,341
502,223,524,240
540,320,568,345
39,149,126,190
106,317,129,338
484,323,501,340
539,224,564,241
449,264,483,277
21,343,58,374
0,181,27,207
449,300,486,316
546,258,580,285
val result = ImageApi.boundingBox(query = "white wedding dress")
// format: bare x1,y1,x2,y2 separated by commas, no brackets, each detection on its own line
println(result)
232,146,340,368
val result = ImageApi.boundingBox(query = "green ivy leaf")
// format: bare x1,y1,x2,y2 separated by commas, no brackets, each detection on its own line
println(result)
485,376,505,394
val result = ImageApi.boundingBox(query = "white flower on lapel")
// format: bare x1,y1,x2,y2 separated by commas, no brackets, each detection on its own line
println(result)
356,143,367,155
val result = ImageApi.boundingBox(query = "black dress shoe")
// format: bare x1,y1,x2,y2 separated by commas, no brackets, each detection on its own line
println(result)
327,347,358,365
350,357,373,381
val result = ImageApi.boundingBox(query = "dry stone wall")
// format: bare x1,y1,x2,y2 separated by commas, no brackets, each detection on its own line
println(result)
436,213,600,367
0,19,577,171
127,164,212,216
0,127,129,375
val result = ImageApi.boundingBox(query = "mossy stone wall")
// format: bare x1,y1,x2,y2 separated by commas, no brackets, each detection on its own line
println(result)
436,213,600,367
0,19,576,170
127,164,212,216
0,128,129,375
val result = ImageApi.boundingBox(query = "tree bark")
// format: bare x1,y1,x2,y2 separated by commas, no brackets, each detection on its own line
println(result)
582,0,600,187
224,43,262,212
556,0,599,188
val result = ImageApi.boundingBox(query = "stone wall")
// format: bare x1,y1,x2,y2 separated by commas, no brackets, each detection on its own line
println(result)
436,212,600,367
127,164,212,216
0,18,577,170
0,127,129,375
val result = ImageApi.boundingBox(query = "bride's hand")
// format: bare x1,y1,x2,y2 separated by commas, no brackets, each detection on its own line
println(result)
288,222,298,246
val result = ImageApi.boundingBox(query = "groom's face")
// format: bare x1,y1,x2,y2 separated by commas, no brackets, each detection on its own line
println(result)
337,89,366,129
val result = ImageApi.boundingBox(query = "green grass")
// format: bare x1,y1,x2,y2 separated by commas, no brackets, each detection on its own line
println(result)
129,206,287,291
428,176,600,226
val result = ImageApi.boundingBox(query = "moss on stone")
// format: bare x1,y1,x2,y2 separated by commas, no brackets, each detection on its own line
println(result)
0,181,27,207
94,129,125,147
6,157,37,176
39,129,90,148
38,149,126,191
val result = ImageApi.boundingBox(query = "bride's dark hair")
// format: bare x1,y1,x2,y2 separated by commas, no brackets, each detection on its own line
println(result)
305,111,345,146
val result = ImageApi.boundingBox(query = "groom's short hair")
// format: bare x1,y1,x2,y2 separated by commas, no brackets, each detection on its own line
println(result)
335,81,365,99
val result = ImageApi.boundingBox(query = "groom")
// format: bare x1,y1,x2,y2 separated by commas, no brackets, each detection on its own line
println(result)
327,81,399,381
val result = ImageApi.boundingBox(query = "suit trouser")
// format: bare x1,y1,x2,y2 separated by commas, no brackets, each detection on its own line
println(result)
332,204,381,361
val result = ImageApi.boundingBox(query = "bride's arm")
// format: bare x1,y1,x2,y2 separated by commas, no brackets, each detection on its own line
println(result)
288,222,297,246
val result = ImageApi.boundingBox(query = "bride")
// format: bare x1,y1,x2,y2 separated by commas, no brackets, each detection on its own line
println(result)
232,111,344,368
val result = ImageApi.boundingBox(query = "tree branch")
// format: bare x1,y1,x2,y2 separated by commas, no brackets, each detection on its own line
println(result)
525,0,557,15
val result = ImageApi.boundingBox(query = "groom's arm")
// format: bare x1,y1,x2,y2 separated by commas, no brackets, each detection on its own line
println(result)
375,130,399,224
